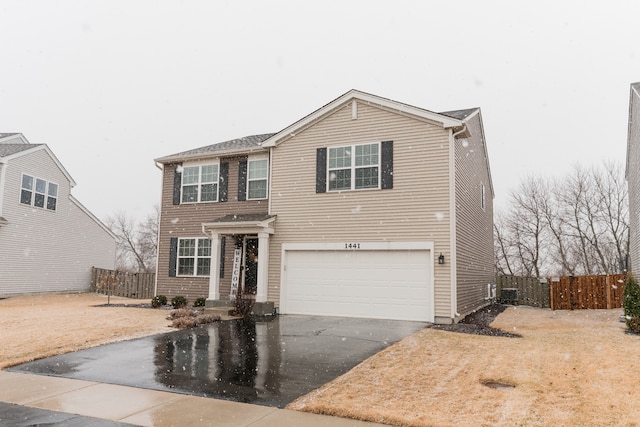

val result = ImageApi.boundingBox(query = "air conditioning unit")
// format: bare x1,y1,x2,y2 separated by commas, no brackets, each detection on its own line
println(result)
499,288,519,305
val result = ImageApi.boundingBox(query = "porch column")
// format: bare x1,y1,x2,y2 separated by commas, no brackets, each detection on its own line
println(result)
256,232,270,303
207,232,221,301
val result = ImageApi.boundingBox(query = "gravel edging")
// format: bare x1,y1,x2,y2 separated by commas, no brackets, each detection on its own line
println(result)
429,304,521,338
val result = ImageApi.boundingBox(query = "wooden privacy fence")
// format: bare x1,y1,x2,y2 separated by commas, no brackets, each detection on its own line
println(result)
90,267,155,300
495,275,550,308
549,274,626,310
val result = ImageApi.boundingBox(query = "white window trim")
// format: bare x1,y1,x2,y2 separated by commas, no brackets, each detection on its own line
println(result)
247,155,269,200
480,182,486,211
181,160,220,204
327,142,381,192
177,237,212,277
19,173,58,212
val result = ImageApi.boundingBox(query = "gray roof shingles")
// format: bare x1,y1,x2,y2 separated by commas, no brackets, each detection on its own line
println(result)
0,144,40,157
157,133,275,162
439,108,479,120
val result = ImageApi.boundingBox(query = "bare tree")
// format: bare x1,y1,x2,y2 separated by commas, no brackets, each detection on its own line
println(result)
591,161,629,272
505,176,548,277
106,205,159,273
494,212,515,276
541,181,574,275
495,161,629,278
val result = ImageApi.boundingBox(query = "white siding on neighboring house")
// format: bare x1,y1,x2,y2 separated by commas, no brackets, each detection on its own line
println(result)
0,146,115,296
628,83,640,274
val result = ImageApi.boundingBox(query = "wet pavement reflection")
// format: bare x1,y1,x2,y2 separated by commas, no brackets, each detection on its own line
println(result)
10,315,426,408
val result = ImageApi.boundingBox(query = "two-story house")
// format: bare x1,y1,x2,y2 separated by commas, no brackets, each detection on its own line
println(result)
0,133,116,296
155,90,494,324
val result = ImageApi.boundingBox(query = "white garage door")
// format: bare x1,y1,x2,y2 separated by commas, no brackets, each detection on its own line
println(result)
281,248,433,322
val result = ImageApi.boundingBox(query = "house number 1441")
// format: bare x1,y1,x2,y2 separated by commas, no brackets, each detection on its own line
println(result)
345,243,361,249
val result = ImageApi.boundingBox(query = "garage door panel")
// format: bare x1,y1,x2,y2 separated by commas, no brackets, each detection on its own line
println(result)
282,249,433,322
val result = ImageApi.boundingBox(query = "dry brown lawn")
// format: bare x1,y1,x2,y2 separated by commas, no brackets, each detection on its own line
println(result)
3,294,640,426
289,306,640,427
0,293,172,369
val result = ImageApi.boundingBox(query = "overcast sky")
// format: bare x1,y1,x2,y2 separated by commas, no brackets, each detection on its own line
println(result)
2,1,639,223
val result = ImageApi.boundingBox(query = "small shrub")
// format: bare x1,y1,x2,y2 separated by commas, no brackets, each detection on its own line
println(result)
171,295,188,309
171,316,198,329
169,310,221,329
194,314,221,325
623,275,640,333
167,308,196,319
194,297,206,308
151,295,168,308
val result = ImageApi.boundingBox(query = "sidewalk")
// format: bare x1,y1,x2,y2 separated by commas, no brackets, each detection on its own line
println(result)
0,371,385,427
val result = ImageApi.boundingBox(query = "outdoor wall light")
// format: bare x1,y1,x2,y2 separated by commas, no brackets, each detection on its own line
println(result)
438,253,445,265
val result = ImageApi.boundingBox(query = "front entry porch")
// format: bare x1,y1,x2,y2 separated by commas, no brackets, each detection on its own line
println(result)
201,214,276,316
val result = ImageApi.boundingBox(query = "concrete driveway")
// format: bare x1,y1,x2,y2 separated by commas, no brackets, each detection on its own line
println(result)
9,315,427,408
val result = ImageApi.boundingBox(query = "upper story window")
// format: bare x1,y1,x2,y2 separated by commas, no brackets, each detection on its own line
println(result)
181,163,219,203
481,182,486,211
177,238,211,276
20,174,58,211
328,142,379,191
247,157,268,200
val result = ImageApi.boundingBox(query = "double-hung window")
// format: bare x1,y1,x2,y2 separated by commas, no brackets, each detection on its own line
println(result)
181,163,219,203
177,238,211,276
247,157,268,199
20,174,58,211
328,142,379,191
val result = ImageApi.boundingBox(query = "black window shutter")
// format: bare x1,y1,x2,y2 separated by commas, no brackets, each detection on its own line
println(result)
219,162,228,202
219,236,226,278
238,160,247,201
381,141,393,190
169,238,178,277
316,147,327,193
172,166,182,205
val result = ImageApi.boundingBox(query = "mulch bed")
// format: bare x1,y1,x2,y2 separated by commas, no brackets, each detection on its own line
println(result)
92,303,158,309
430,304,521,338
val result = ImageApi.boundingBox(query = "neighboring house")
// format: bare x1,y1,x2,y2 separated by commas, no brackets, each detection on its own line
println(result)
155,90,494,323
0,133,116,296
627,82,640,273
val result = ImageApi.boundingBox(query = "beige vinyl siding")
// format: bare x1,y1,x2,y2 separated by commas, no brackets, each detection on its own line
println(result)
156,158,268,301
0,149,115,296
628,86,640,273
268,101,453,319
454,113,494,317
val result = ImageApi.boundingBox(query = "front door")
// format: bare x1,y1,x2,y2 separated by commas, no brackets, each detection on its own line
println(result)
243,237,259,296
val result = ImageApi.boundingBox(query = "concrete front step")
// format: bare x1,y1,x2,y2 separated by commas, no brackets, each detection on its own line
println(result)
204,306,236,316
205,300,276,318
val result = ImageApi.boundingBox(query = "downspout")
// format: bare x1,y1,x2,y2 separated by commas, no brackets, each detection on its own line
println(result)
268,147,273,215
449,124,467,322
153,161,164,297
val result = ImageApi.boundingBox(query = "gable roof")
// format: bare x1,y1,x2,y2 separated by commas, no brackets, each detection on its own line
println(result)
0,143,40,157
0,141,76,187
0,133,20,139
262,89,470,148
0,132,30,145
155,133,274,164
